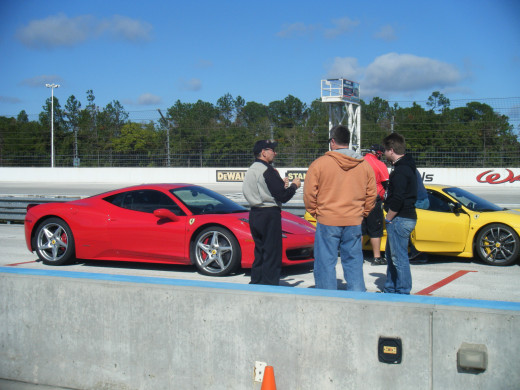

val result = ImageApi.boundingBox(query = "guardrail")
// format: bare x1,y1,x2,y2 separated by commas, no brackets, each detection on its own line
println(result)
0,196,81,223
0,196,306,223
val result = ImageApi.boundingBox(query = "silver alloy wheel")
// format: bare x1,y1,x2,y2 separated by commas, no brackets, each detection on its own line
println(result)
476,223,520,266
193,227,240,275
35,219,73,264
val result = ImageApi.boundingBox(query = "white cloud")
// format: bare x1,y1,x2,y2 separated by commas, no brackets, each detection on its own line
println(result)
326,57,364,81
196,59,214,69
0,96,22,104
16,13,152,49
137,93,162,105
326,53,464,98
277,22,318,38
20,75,64,87
16,14,93,48
179,78,202,91
278,17,359,40
324,17,360,39
373,25,397,42
100,15,152,43
364,53,462,94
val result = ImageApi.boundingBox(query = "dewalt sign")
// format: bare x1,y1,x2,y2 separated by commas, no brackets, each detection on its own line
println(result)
216,170,247,182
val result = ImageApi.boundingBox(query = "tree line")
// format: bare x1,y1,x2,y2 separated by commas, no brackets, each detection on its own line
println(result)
0,90,518,168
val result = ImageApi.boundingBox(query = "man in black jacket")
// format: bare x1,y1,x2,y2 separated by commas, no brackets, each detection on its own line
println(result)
382,133,417,294
242,140,301,285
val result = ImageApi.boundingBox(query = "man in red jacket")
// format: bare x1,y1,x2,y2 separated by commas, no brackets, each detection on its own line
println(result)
363,145,390,265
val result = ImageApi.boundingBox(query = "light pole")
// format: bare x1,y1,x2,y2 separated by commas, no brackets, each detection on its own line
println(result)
45,83,60,167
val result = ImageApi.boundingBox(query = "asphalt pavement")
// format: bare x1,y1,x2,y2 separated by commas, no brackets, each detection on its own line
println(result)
3,222,520,302
1,182,519,302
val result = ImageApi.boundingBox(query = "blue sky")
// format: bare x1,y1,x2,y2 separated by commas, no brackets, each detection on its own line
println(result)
1,0,519,119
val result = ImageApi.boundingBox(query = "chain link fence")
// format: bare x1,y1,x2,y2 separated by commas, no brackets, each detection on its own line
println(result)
1,97,519,168
2,147,518,168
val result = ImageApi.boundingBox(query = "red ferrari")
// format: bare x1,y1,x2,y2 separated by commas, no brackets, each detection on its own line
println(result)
24,184,315,276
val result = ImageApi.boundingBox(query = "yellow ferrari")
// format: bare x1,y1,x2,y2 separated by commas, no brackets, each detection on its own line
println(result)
304,184,520,266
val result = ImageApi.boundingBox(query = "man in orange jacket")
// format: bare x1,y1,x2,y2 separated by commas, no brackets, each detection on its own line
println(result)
304,125,377,290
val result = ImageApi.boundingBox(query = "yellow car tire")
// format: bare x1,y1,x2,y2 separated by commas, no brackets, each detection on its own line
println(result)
475,223,520,266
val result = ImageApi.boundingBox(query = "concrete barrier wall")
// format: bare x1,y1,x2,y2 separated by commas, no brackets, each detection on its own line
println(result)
0,167,519,187
1,268,519,390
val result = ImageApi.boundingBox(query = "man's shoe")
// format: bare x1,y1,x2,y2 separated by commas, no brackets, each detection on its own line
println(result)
371,257,387,266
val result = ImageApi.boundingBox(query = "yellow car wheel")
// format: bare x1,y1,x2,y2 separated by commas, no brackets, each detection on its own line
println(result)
475,223,520,266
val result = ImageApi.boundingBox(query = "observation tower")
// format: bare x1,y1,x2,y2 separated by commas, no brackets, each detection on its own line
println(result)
321,78,361,152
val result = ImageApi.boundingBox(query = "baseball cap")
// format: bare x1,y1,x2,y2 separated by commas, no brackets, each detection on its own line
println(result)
253,139,278,155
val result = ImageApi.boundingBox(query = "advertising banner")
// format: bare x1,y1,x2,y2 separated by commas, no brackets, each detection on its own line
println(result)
0,168,518,188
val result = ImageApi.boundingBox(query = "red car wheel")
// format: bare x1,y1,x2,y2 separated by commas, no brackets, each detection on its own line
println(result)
34,217,76,265
191,226,241,276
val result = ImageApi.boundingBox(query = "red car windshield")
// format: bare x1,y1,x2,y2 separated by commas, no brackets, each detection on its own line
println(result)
170,186,247,215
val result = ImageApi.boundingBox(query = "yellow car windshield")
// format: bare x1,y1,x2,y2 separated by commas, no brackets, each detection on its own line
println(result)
443,187,503,212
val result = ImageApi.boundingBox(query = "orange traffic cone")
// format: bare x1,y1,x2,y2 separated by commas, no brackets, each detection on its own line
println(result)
261,365,276,390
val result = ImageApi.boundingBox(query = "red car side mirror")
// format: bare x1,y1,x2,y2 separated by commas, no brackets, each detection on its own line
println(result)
153,208,179,222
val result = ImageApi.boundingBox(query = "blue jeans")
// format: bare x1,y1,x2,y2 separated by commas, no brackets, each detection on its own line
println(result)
415,198,430,210
384,217,417,294
314,223,366,291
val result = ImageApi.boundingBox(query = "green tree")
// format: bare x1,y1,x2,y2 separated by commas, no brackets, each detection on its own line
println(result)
112,122,158,152
241,101,268,126
0,116,17,162
17,120,48,162
39,95,65,131
216,93,235,125
448,102,519,165
268,95,307,128
166,99,219,167
304,99,328,132
17,110,29,123
0,115,47,165
362,97,394,124
65,95,82,165
391,102,442,166
82,89,99,157
361,97,396,148
39,94,70,165
234,95,245,125
2,89,518,168
96,100,129,156
426,91,450,113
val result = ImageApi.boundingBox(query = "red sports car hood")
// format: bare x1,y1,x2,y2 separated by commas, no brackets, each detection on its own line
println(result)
281,215,316,234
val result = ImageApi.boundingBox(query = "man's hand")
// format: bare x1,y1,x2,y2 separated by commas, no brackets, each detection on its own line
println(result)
292,177,302,189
